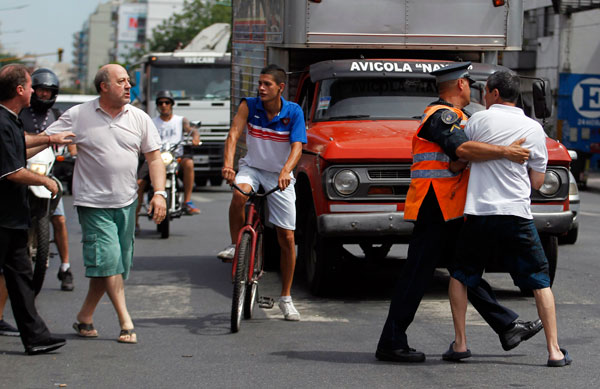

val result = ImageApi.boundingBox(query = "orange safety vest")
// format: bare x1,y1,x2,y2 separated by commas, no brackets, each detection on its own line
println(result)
404,105,469,222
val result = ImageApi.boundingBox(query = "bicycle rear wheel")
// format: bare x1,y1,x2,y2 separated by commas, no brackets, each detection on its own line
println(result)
244,231,263,319
231,232,251,333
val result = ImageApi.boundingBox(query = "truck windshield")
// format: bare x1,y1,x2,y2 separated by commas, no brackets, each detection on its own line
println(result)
149,65,230,100
313,77,438,121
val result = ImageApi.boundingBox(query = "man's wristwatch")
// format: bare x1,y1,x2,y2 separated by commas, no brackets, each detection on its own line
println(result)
154,190,168,199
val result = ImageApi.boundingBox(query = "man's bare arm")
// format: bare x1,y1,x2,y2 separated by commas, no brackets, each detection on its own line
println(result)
278,142,303,190
145,149,167,224
182,117,201,145
222,101,249,184
529,169,545,190
5,168,59,196
456,138,529,163
25,131,76,158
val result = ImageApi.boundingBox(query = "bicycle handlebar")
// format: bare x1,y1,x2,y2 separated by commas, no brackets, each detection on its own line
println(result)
230,182,280,197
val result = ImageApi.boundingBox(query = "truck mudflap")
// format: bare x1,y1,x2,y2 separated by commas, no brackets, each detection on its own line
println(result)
317,212,414,237
532,210,573,235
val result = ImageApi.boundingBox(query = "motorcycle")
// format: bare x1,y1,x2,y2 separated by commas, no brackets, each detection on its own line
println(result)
27,147,62,295
53,145,76,195
147,140,184,239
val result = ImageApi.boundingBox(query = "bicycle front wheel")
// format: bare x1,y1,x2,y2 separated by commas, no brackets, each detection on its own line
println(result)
244,231,263,319
231,231,251,333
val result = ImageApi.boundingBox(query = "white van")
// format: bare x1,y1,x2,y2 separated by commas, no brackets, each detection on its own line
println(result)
54,94,97,113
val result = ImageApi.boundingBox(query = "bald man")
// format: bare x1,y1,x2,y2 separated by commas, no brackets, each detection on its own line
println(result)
45,64,166,344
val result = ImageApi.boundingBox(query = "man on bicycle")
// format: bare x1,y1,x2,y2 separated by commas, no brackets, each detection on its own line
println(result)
219,64,307,321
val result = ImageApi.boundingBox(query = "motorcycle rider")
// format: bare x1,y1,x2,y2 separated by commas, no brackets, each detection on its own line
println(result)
19,68,74,291
135,90,201,231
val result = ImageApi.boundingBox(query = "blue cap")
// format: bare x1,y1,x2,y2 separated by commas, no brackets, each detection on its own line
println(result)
430,62,475,85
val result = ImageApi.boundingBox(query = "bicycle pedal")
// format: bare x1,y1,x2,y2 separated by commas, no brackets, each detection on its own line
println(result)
258,296,275,309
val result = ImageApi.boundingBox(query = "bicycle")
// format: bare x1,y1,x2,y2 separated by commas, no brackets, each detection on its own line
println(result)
230,183,279,333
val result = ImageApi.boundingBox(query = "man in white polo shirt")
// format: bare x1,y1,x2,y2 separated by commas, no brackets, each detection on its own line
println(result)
45,64,166,344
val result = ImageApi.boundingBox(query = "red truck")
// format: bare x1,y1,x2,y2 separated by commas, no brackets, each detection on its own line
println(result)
232,0,573,295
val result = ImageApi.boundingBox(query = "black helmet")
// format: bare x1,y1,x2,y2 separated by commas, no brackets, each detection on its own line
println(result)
30,68,59,113
155,90,174,105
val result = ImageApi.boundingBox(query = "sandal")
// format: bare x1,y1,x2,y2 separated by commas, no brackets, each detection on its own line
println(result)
73,322,98,338
118,328,137,344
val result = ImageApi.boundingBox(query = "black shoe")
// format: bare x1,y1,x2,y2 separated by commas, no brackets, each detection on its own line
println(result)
25,337,66,355
376,347,426,363
499,319,543,351
0,319,20,337
57,268,74,291
442,341,471,362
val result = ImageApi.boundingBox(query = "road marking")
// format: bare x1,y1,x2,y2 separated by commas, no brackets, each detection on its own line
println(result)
261,302,350,322
579,211,600,217
190,194,215,203
416,299,487,326
129,284,193,318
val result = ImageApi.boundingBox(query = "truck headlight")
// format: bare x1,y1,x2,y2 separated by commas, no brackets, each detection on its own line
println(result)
539,170,561,197
161,151,174,166
29,163,48,176
333,169,359,196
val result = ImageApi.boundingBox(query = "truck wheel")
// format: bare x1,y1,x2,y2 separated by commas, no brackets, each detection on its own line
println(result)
209,176,223,187
301,210,337,296
30,215,50,296
262,226,280,271
519,234,558,296
559,225,578,245
195,177,208,187
359,243,392,260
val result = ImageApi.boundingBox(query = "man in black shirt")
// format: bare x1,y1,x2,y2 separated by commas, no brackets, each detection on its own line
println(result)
0,63,73,355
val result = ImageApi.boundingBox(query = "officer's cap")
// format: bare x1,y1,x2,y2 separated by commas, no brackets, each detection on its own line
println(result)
431,62,475,85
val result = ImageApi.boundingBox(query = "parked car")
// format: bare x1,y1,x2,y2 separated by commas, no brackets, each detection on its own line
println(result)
54,94,97,113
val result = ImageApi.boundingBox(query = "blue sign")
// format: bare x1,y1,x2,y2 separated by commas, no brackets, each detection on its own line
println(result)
558,73,600,168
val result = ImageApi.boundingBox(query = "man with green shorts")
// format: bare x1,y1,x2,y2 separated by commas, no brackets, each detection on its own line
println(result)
45,64,167,344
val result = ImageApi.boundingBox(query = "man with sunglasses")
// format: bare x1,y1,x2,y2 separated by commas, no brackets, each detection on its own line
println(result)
376,62,543,363
135,90,201,231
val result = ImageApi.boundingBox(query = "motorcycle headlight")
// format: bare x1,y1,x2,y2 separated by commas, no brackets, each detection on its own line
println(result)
333,169,359,196
539,170,561,197
29,163,48,176
161,151,174,166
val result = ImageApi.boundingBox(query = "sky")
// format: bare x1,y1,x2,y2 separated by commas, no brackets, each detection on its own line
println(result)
0,0,103,64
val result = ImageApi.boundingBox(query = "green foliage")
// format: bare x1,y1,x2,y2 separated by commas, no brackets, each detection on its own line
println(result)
125,0,230,64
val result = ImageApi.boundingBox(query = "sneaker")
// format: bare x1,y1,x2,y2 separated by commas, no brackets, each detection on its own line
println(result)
184,201,201,215
0,319,20,337
217,244,236,262
57,268,74,291
278,299,300,321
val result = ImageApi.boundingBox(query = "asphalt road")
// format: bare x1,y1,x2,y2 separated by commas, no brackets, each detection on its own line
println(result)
1,180,599,388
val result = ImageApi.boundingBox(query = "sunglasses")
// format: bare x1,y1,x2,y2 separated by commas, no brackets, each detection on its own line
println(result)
157,100,172,106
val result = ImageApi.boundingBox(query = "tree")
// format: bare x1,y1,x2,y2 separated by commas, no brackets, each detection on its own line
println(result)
126,0,230,63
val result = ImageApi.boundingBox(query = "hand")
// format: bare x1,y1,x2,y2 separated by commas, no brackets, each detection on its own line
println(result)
505,138,530,164
148,194,167,224
449,160,468,173
49,131,75,145
192,135,201,146
44,177,59,197
278,170,292,191
222,166,236,184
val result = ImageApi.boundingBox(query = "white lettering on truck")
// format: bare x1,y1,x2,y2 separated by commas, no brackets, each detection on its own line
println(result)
349,61,442,73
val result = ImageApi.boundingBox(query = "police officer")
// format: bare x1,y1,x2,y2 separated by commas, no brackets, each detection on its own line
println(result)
19,68,74,291
375,62,543,363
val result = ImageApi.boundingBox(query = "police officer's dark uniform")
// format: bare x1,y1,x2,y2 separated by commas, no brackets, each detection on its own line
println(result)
375,63,542,363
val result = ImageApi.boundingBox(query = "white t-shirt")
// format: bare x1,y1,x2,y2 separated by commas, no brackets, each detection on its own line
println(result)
152,114,184,155
464,104,548,219
45,98,162,208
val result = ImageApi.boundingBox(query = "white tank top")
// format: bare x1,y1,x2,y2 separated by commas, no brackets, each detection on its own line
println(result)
152,114,184,155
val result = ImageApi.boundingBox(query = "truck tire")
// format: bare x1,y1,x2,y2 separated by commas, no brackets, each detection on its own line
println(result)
209,175,223,187
195,177,208,187
520,234,558,296
559,225,578,245
30,215,50,296
359,243,392,260
300,209,337,296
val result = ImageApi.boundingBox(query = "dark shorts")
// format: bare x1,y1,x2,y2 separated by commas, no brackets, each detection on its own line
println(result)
450,215,551,290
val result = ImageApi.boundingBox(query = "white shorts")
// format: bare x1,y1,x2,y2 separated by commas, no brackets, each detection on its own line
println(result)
235,164,296,231
53,198,65,217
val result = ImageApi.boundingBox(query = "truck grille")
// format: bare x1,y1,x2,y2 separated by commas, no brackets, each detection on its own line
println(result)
368,168,411,180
